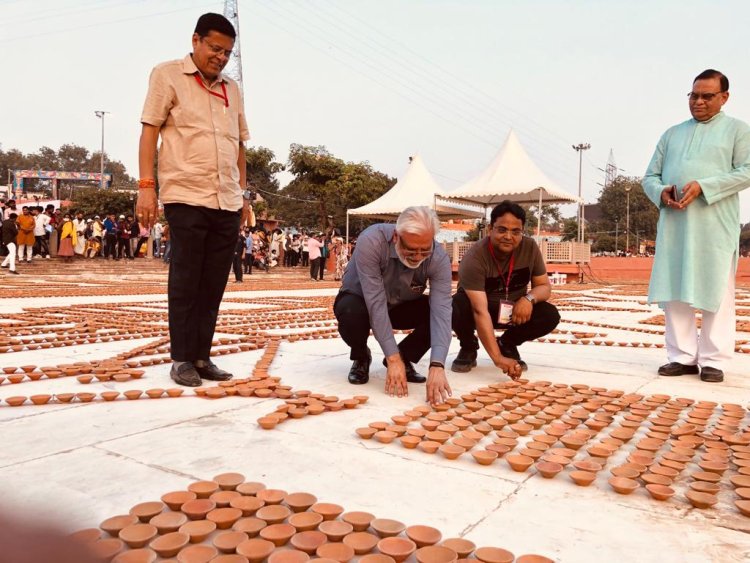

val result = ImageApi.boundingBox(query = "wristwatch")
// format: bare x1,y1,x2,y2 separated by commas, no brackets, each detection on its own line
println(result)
525,293,536,304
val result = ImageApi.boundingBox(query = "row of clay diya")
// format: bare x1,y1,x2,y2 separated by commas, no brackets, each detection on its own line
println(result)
2,388,188,406
536,337,665,348
257,395,370,430
357,382,750,515
72,474,553,563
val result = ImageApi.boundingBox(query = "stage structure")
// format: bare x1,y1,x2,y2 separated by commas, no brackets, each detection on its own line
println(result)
11,170,112,200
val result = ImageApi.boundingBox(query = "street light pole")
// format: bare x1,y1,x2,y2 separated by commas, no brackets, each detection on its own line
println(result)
94,110,110,189
625,185,632,256
572,143,591,243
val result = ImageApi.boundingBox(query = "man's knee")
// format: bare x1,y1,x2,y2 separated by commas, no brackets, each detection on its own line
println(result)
536,302,560,332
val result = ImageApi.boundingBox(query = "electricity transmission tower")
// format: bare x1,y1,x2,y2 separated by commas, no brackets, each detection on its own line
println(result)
604,149,618,188
223,0,244,95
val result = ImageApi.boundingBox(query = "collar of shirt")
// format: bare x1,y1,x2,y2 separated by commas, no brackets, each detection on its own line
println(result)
181,54,226,87
693,111,725,125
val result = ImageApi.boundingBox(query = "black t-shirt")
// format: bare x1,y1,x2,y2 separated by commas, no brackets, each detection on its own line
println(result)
458,236,546,302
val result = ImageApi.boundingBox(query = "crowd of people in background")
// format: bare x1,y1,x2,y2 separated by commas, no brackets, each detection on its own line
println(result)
230,226,353,283
1,198,353,281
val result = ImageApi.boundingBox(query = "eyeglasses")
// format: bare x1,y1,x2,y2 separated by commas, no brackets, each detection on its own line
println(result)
397,238,433,258
201,38,233,58
687,91,725,102
492,226,523,237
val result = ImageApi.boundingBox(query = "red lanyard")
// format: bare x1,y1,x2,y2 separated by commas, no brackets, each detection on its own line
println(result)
488,238,515,300
193,74,229,108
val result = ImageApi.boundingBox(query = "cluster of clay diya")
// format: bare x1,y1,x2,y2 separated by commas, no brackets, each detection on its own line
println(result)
357,379,750,518
70,474,553,563
257,394,369,430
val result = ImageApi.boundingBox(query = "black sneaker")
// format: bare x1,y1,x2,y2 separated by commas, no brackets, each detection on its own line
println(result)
451,347,478,373
498,339,528,372
170,362,202,387
196,360,233,381
348,348,372,384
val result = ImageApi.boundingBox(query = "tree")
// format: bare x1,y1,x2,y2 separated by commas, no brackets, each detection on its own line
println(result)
273,144,395,232
596,175,659,246
561,218,578,241
524,204,562,234
64,186,136,217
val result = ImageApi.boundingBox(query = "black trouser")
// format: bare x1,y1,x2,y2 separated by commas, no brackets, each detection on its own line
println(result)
103,233,117,258
117,237,132,259
452,289,560,350
302,252,309,267
291,250,300,267
244,254,253,274
232,253,243,281
35,235,49,256
310,257,322,279
334,292,431,362
165,203,240,362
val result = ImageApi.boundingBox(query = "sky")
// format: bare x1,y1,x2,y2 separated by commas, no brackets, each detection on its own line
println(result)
2,0,750,221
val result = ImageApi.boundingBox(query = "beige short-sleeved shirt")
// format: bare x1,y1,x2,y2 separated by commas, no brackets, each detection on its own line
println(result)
141,54,250,211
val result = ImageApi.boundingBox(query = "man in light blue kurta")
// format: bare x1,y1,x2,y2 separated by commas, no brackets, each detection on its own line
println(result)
643,69,750,383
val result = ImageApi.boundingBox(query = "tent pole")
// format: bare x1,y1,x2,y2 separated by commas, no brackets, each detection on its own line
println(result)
537,189,542,239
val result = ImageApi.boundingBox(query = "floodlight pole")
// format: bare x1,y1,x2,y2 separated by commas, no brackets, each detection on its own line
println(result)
625,185,632,255
94,111,110,188
572,143,591,243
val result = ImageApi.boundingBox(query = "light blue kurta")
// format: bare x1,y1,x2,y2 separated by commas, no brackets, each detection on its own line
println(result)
642,112,750,312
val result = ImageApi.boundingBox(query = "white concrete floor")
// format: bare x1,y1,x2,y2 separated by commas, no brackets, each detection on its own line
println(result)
1,272,749,563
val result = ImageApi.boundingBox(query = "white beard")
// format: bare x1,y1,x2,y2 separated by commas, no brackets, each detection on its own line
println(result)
396,245,426,269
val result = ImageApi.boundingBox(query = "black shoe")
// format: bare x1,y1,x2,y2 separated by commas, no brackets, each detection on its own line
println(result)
170,362,202,387
700,366,724,383
9,270,19,275
349,348,372,384
381,356,427,383
658,362,699,377
451,347,478,373
498,339,528,372
196,360,233,381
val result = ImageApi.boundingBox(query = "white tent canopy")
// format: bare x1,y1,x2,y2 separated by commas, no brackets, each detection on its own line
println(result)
348,154,483,221
438,129,581,207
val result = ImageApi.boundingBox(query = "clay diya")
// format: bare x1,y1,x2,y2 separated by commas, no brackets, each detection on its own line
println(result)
474,547,515,563
178,544,219,561
288,512,324,532
319,520,354,542
236,538,276,563
290,530,328,554
150,511,188,534
505,454,534,472
316,541,355,563
310,502,343,521
29,394,52,405
645,483,675,501
101,514,140,537
371,518,406,538
256,504,291,524
284,492,317,512
149,531,189,558
439,444,465,460
118,523,158,548
441,538,475,558
260,523,296,546
181,499,217,520
130,502,165,522
5,396,27,406
342,511,375,532
569,470,596,487
535,461,563,479
406,525,442,548
377,537,417,563
161,491,197,511
685,490,718,509
735,500,750,517
233,517,266,538
472,450,499,466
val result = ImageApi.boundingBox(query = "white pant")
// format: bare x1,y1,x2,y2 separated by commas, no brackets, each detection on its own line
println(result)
664,276,736,370
17,244,32,261
2,242,17,271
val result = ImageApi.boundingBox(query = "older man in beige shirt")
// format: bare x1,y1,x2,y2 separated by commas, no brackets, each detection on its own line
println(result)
136,12,250,386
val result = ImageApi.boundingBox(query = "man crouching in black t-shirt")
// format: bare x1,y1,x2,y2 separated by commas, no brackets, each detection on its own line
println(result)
451,200,560,378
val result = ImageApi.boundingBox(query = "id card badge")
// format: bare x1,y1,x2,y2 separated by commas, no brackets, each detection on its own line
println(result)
497,300,514,328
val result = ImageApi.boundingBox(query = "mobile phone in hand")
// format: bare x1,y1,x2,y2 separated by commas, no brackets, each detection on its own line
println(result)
670,185,679,201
